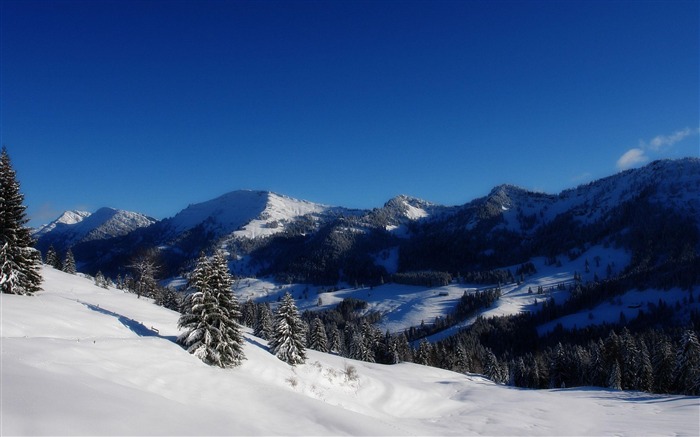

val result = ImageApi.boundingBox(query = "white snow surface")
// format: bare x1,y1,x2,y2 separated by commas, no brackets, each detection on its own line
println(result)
6,268,696,436
166,190,330,239
232,244,633,340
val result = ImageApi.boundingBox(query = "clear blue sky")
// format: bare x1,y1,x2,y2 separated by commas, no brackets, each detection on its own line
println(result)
2,0,699,227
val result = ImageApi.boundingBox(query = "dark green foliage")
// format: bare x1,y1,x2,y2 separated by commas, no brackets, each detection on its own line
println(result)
0,147,42,295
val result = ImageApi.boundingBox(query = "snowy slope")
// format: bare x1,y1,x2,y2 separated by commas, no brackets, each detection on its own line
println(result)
164,190,331,239
230,244,634,339
2,266,698,436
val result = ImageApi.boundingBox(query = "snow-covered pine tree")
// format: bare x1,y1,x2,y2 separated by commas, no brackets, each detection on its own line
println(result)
253,303,274,340
309,317,329,353
0,147,42,295
483,348,504,383
94,271,108,288
328,324,342,353
269,292,307,365
177,251,245,368
44,245,62,270
62,249,76,274
608,360,622,390
674,329,700,395
415,340,433,366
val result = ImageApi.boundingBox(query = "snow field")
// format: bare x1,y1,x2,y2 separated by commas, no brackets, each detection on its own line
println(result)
2,266,698,436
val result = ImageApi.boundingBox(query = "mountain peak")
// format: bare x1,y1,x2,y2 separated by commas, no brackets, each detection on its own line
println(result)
33,207,156,252
166,189,330,239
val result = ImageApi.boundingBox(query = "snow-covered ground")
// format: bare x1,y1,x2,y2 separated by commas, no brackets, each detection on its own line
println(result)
2,266,698,436
227,244,633,341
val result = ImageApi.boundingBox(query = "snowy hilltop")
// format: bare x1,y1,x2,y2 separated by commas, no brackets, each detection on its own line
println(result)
33,207,155,253
2,266,698,436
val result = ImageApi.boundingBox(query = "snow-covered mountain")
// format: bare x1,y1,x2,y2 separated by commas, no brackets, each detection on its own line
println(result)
2,266,697,436
163,189,335,240
33,210,91,237
45,158,700,286
481,157,700,233
33,207,156,253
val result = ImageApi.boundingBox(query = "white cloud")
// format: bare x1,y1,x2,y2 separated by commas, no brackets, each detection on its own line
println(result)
643,127,698,151
616,148,648,170
616,126,699,171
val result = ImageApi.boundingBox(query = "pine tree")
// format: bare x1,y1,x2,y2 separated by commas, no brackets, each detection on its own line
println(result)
0,147,42,295
328,324,342,353
44,245,61,270
415,340,433,366
94,271,108,288
484,348,503,383
253,303,274,340
674,330,700,395
453,344,470,373
62,249,76,274
309,317,329,353
130,248,160,298
389,337,401,364
177,251,245,368
652,336,675,394
269,292,307,365
638,340,654,392
608,360,622,390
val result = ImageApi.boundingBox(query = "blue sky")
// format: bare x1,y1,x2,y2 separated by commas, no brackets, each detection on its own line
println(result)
2,0,698,227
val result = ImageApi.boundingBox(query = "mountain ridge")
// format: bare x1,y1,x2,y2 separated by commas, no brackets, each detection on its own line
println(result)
34,158,700,283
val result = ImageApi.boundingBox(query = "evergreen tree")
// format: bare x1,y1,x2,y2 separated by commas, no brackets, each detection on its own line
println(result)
62,249,76,274
240,299,257,328
620,328,640,390
154,286,180,311
350,331,369,361
674,330,700,395
638,340,654,392
484,348,504,383
269,292,307,365
415,340,433,366
652,336,675,394
94,271,108,288
328,324,342,353
253,303,274,340
388,336,401,364
309,317,329,353
44,245,61,270
608,360,622,390
0,146,42,295
177,251,245,368
129,248,160,298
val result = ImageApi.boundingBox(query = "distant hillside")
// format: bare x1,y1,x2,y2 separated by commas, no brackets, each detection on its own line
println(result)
36,158,700,288
33,207,156,255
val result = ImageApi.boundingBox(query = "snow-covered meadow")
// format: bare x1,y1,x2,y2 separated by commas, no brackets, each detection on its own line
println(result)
2,266,698,436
